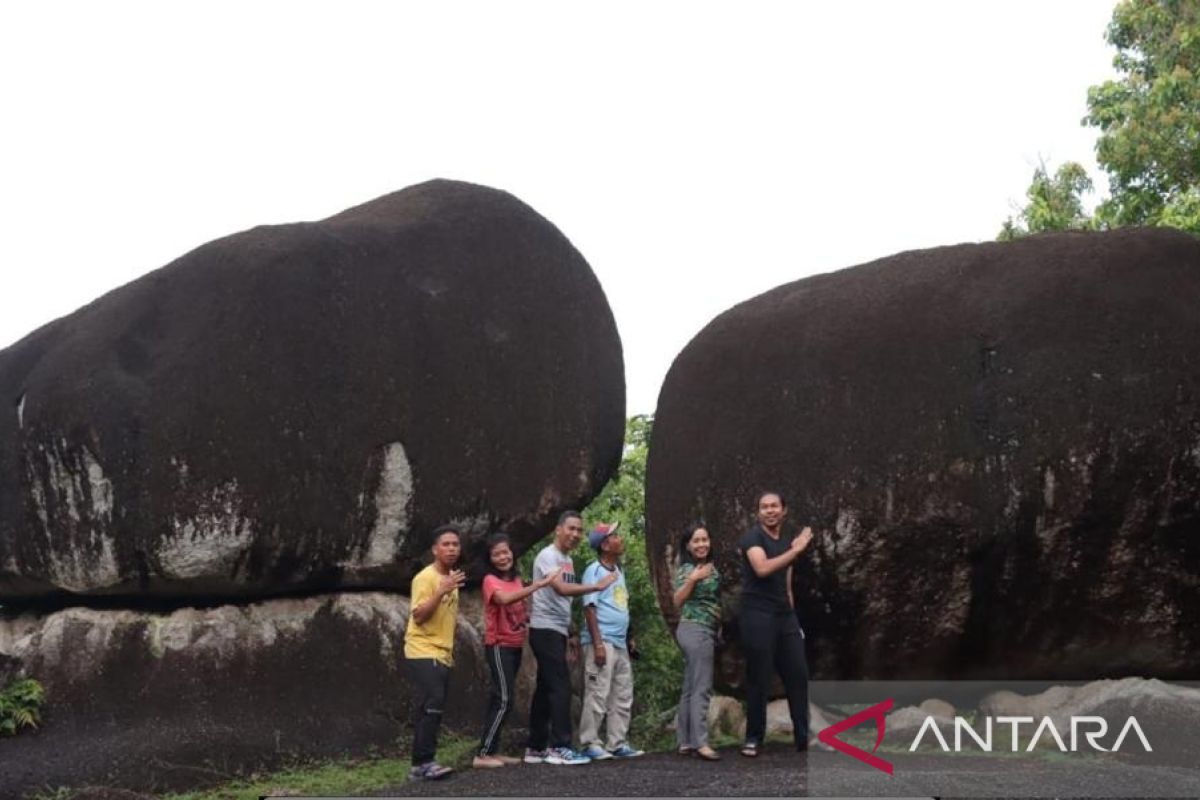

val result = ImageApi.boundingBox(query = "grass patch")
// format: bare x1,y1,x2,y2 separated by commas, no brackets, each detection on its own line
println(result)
161,734,479,800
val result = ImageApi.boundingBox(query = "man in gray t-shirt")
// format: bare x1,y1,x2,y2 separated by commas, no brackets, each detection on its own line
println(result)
524,511,617,765
530,540,576,633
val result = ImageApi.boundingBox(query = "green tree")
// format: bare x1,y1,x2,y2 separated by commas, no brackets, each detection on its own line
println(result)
518,416,680,743
1000,0,1200,239
1086,0,1200,231
577,415,681,736
998,161,1096,240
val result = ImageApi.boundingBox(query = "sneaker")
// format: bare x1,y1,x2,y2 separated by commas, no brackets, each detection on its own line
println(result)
608,744,645,759
409,762,453,780
523,748,548,764
472,755,505,769
544,746,591,765
581,744,614,761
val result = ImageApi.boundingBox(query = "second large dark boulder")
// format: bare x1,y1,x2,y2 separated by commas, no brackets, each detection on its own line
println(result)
647,229,1200,681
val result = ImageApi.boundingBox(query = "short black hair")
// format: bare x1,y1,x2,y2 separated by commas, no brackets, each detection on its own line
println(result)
431,524,462,546
679,522,713,565
754,490,787,510
557,509,583,527
485,533,518,581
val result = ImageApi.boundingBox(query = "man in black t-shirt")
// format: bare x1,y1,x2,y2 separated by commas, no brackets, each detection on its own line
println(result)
737,490,813,756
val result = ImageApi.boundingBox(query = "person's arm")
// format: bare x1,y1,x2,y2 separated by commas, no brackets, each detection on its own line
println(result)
491,567,561,605
551,566,617,596
744,527,813,578
672,563,712,609
411,569,464,625
584,603,606,666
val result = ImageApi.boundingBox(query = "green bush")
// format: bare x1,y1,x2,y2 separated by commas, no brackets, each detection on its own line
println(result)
0,677,45,736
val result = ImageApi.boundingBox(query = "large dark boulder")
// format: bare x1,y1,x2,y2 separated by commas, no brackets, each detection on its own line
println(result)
646,228,1200,682
0,592,489,798
0,180,624,601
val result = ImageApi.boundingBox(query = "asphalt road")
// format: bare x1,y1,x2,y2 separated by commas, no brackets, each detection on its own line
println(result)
368,744,1200,798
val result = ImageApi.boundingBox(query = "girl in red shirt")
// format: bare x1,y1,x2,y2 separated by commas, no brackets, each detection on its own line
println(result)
474,534,560,768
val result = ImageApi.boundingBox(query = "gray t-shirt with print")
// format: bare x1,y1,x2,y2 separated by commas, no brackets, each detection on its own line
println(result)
528,543,577,635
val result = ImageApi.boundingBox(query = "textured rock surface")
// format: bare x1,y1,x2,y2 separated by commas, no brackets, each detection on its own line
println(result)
647,229,1200,681
976,678,1200,763
0,592,489,797
0,179,624,600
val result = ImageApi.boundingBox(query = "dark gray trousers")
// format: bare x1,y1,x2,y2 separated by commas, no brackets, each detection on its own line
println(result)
675,621,716,748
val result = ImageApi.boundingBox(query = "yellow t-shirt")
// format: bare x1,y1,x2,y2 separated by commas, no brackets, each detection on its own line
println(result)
404,564,459,666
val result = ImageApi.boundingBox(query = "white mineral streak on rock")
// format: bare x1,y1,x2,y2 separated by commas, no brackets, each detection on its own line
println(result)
334,592,411,663
26,457,49,532
0,608,140,681
160,479,254,580
46,442,81,523
834,508,859,546
356,443,413,568
1,594,423,689
16,393,25,429
83,449,113,522
26,442,121,591
1042,466,1057,511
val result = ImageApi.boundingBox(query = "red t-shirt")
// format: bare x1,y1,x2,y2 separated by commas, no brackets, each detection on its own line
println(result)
483,574,529,647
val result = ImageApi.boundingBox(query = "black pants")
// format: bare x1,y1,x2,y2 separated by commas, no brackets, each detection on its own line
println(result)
479,644,522,756
527,627,572,750
740,607,809,748
408,658,450,765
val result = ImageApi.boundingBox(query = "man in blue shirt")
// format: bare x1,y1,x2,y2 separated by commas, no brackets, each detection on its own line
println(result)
579,522,644,760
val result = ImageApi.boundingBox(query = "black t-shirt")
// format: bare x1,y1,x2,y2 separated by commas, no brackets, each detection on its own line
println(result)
738,523,795,612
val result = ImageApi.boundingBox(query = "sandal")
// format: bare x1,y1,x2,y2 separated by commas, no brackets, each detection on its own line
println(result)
740,742,759,758
677,746,693,756
696,745,721,761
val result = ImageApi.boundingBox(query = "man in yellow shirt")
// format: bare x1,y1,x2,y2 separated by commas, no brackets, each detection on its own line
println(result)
404,524,466,780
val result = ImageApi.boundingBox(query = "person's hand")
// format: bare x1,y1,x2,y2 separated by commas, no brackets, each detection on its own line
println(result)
791,527,813,554
593,641,607,667
439,569,466,594
597,570,619,590
691,563,714,582
567,636,581,665
536,566,563,589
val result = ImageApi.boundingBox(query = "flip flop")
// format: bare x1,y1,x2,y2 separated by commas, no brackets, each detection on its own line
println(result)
677,746,693,756
740,742,759,758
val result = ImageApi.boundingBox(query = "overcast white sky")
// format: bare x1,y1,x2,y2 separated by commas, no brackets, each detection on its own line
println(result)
1,1,1118,415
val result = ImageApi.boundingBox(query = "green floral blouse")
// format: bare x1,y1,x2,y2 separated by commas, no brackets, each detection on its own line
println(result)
673,562,721,630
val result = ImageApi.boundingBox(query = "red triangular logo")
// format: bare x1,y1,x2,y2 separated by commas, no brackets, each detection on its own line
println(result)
816,698,894,775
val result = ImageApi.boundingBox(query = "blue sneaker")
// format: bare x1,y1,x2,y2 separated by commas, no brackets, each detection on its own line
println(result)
608,744,645,759
544,746,591,765
409,761,453,780
581,744,614,761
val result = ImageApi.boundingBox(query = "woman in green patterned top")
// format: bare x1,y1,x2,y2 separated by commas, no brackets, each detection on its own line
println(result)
673,523,721,761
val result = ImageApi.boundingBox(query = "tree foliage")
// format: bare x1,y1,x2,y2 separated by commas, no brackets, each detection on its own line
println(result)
517,416,680,741
1086,0,1200,230
998,161,1096,240
578,415,682,734
1001,0,1200,239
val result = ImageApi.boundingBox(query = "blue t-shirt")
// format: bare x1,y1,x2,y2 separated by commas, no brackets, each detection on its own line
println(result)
580,560,629,647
